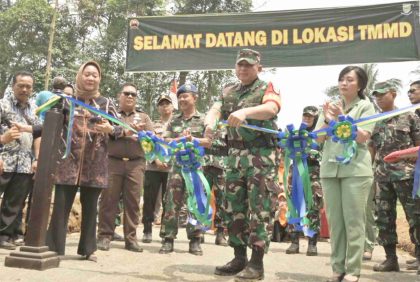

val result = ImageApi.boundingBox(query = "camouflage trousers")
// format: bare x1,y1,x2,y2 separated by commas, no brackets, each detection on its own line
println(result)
159,168,203,240
375,179,420,247
224,148,280,252
203,166,225,229
287,177,323,233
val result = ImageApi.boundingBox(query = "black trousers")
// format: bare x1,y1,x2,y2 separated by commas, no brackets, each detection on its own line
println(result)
46,185,101,256
0,172,33,241
142,170,168,225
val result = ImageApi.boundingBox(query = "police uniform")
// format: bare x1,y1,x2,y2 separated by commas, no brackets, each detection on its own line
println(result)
97,108,153,248
142,95,172,241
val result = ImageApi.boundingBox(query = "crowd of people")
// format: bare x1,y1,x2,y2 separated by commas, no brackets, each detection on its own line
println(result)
0,49,419,282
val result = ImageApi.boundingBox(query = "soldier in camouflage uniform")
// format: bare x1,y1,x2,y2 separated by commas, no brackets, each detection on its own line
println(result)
369,81,420,274
286,106,323,256
203,124,228,246
407,79,420,272
159,83,211,256
205,49,281,280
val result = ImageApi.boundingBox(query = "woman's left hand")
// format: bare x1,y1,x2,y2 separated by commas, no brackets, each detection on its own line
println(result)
95,120,114,134
329,100,344,117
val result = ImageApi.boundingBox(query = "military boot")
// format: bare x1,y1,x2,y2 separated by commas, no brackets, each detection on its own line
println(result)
373,244,400,272
215,246,248,276
215,227,228,246
189,237,203,256
407,258,418,270
235,247,264,281
306,234,318,256
285,232,299,254
142,222,152,243
159,238,174,254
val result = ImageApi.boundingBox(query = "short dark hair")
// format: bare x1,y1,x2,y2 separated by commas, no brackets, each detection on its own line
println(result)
410,80,420,87
120,82,137,93
338,66,368,99
52,76,67,90
12,71,34,85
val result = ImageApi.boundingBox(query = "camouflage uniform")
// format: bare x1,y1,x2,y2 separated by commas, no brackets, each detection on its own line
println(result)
220,79,280,252
159,111,208,240
204,127,228,229
370,112,420,248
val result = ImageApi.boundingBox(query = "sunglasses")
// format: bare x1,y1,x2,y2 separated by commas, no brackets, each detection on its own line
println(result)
407,88,418,94
122,91,137,97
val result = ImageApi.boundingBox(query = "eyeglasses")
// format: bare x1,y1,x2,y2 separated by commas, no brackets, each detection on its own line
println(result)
407,88,419,95
122,91,137,97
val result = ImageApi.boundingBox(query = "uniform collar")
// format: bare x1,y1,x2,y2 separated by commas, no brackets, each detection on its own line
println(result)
174,110,201,119
237,78,261,94
118,108,136,116
343,96,361,114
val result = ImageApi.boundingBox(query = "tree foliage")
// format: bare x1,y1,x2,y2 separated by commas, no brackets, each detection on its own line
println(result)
0,0,251,119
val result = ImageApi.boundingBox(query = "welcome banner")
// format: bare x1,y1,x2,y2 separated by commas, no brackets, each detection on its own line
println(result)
126,1,420,72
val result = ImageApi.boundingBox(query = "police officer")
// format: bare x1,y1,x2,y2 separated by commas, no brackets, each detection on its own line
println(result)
369,81,420,274
286,106,323,256
142,94,173,243
159,83,211,256
97,82,153,252
205,49,281,280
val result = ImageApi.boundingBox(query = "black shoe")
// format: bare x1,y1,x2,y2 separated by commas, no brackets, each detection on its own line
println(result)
234,247,264,281
373,257,400,272
142,233,152,243
215,246,247,276
159,238,174,254
189,237,203,256
112,232,124,242
286,232,299,254
97,238,110,251
215,229,228,246
125,241,143,252
306,235,318,256
0,240,16,250
325,273,345,282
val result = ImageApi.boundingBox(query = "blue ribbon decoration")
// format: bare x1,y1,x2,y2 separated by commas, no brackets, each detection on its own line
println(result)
325,115,358,164
170,138,212,227
278,123,318,237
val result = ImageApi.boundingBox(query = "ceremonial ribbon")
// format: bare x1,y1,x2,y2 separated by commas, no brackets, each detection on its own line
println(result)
171,138,212,227
138,130,172,162
325,115,358,164
278,123,318,237
35,95,61,115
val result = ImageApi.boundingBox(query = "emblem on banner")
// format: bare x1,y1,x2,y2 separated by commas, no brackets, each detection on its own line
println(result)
130,19,140,29
402,3,412,15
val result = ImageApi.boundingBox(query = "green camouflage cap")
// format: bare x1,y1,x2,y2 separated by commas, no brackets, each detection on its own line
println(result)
303,106,319,116
236,49,261,65
372,81,395,96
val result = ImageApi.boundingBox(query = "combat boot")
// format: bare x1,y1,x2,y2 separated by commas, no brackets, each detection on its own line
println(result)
373,244,399,272
235,247,264,281
306,234,318,256
215,246,248,276
285,232,299,254
142,222,152,243
159,238,174,254
215,227,228,246
189,237,203,256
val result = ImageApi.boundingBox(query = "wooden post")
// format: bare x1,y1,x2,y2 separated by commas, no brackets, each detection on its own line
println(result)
5,106,63,270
